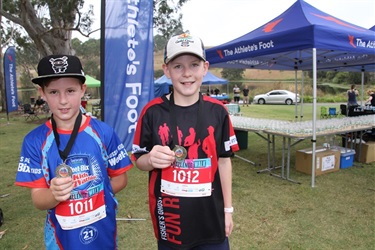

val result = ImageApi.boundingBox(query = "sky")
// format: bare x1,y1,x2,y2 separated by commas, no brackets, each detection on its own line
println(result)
81,0,375,46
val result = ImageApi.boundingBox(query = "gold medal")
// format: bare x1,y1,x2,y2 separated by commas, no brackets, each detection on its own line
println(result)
173,145,187,161
55,163,73,178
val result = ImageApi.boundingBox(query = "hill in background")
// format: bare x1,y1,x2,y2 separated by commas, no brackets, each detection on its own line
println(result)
154,51,296,80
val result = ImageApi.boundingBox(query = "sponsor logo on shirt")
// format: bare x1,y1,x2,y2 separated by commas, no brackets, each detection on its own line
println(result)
17,162,42,174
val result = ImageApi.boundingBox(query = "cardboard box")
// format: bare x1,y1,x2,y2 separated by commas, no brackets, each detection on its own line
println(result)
295,147,340,176
355,141,375,163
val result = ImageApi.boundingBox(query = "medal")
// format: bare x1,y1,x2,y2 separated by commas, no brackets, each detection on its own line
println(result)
51,112,81,179
55,163,73,178
173,145,187,161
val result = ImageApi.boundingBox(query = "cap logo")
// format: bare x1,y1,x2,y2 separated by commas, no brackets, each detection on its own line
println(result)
175,35,195,48
49,56,69,74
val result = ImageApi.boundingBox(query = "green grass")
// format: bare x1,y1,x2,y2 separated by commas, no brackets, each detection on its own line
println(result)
0,106,374,250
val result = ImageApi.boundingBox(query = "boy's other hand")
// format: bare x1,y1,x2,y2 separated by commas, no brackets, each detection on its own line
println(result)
148,145,175,169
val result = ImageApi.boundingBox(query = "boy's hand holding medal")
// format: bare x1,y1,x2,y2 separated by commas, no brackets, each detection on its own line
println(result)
50,174,74,202
148,145,176,169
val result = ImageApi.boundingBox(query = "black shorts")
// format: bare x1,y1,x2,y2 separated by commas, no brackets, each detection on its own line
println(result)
158,237,230,250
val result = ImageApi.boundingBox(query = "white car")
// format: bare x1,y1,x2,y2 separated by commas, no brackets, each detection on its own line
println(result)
253,90,300,105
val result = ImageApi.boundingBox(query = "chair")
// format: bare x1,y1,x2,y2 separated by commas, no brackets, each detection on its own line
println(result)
328,107,338,118
320,106,328,119
23,103,39,121
42,102,50,114
91,100,101,118
17,101,24,114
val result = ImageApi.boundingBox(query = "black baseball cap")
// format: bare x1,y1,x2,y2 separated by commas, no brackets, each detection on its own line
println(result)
32,55,86,85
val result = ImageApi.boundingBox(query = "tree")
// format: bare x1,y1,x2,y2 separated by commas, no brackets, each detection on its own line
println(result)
154,69,164,78
1,0,189,55
306,70,327,80
346,72,370,85
153,0,188,39
221,68,245,81
0,0,93,110
1,0,94,56
154,34,167,52
1,0,189,111
72,38,101,79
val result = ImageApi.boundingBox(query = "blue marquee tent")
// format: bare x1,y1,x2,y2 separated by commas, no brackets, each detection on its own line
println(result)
206,0,375,72
205,0,375,187
154,71,228,97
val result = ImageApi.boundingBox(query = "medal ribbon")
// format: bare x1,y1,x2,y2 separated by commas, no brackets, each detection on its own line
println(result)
169,92,204,148
51,111,82,162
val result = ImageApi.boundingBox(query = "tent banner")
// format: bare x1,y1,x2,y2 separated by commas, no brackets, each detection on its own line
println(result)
104,0,154,151
3,46,19,113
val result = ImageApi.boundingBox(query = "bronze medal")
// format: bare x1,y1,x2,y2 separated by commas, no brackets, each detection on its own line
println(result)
173,145,187,161
55,163,73,178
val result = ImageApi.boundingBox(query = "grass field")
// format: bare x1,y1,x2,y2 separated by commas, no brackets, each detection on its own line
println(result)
0,104,374,250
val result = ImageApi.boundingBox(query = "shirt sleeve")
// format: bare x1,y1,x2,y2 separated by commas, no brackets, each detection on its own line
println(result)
219,110,240,157
15,131,49,188
105,128,133,177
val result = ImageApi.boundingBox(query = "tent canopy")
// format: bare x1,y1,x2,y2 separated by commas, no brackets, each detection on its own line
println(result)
155,71,228,85
205,0,375,188
85,75,101,88
206,0,375,72
154,71,228,97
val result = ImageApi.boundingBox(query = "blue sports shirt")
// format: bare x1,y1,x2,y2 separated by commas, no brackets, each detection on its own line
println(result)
16,116,133,249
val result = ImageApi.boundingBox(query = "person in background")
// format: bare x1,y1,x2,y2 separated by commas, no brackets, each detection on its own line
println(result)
34,95,46,113
365,89,375,106
242,85,250,107
214,87,220,95
347,84,358,105
347,84,359,115
132,33,239,250
233,84,241,103
15,55,133,250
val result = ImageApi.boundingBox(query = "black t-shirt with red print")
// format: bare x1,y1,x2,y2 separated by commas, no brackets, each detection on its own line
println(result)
132,94,239,249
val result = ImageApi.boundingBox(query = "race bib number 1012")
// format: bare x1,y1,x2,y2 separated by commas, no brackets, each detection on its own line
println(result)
161,158,212,197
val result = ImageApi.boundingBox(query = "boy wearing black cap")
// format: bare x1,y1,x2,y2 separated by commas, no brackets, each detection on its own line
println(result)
15,55,133,249
132,34,239,249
